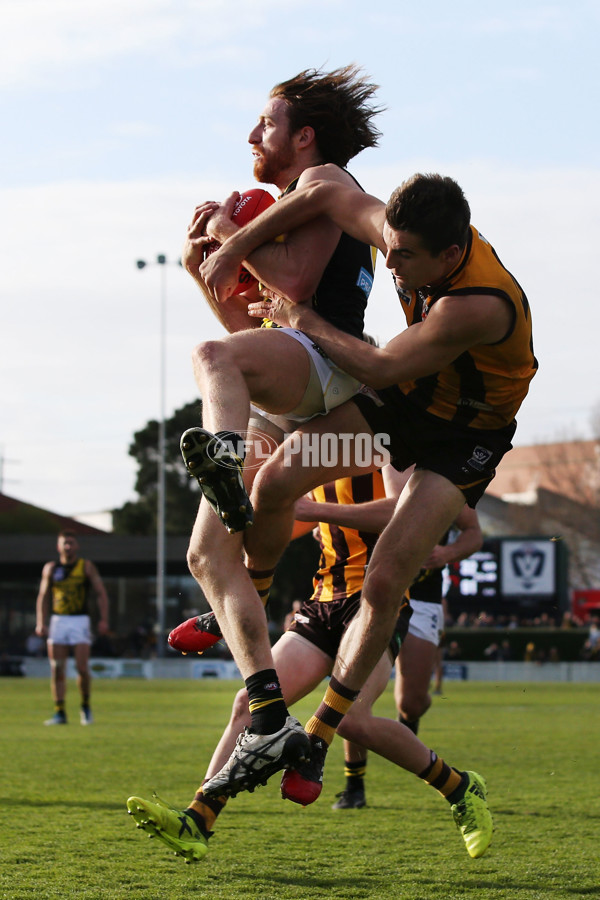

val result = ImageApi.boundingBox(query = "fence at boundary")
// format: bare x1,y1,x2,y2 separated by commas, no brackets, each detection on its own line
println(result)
15,656,600,684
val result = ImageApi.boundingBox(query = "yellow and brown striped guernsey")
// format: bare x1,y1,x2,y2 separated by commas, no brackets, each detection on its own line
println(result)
311,470,385,603
394,225,538,430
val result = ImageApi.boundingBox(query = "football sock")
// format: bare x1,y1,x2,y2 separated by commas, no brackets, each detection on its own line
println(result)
305,676,360,746
399,713,420,735
344,757,367,792
247,567,275,608
186,789,227,834
418,750,464,800
55,700,66,714
245,669,288,734
215,430,245,462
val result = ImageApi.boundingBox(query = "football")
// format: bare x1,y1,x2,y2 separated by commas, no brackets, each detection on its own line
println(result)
204,188,275,294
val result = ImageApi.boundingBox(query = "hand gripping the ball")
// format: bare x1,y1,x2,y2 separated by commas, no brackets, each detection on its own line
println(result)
201,188,275,296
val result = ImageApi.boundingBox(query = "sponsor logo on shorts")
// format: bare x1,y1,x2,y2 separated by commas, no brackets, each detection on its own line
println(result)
264,682,279,691
467,445,493,471
283,432,391,468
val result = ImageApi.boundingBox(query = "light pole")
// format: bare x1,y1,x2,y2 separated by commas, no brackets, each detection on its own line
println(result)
135,254,181,656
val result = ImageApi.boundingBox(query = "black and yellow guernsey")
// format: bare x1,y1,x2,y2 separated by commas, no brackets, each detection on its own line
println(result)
393,225,538,430
262,173,377,338
50,558,90,616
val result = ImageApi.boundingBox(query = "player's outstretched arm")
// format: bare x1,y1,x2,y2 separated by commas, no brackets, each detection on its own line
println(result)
201,180,386,304
248,292,513,389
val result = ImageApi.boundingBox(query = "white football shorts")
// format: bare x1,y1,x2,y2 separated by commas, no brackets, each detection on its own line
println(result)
48,614,92,646
407,600,445,646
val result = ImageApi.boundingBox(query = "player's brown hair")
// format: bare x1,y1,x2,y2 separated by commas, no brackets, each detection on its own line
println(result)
270,64,383,168
385,174,471,255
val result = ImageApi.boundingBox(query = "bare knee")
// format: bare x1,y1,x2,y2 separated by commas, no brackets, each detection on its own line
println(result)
186,544,212,588
400,690,431,722
337,715,369,746
50,658,66,679
252,456,298,513
192,339,232,374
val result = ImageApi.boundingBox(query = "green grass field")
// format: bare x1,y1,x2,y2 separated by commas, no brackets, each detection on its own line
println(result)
1,677,599,900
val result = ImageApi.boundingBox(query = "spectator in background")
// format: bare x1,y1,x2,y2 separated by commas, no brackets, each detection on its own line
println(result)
483,640,512,662
446,640,463,661
483,642,501,661
580,616,600,661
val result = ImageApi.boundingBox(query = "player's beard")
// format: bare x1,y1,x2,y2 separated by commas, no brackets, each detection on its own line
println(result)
253,141,296,186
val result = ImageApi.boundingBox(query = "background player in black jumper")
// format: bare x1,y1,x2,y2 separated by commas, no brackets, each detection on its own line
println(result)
35,529,110,725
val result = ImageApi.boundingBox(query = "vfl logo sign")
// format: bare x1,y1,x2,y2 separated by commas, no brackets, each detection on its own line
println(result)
501,540,555,596
510,545,546,590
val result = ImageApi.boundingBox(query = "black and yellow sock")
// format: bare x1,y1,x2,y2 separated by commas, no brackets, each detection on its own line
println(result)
399,713,420,735
418,750,465,801
305,676,360,747
344,758,367,792
245,669,287,734
186,788,227,835
55,700,66,714
247,567,275,608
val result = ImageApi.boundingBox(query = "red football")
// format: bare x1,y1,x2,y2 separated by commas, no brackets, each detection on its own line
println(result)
204,188,275,294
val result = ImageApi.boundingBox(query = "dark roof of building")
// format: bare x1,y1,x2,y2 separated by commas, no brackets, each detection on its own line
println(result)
0,492,108,536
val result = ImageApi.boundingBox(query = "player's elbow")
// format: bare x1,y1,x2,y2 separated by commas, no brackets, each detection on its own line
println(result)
274,270,319,306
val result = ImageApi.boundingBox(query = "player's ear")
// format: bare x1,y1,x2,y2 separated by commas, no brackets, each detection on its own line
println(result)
441,244,461,266
296,125,316,149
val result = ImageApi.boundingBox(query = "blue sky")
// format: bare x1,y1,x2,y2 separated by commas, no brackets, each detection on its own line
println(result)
2,0,599,517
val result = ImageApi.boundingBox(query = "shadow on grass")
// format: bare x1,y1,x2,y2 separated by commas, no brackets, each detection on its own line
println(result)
0,796,124,811
212,870,599,898
496,807,600,821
